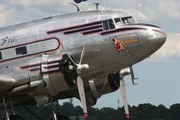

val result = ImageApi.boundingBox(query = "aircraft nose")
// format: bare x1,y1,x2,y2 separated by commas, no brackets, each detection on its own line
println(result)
148,28,167,52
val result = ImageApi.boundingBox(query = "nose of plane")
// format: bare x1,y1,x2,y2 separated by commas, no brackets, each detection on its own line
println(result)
148,28,167,52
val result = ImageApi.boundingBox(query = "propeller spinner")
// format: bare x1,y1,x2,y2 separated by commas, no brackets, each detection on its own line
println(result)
62,44,89,118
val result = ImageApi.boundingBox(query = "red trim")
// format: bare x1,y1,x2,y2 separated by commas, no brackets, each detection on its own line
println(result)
81,28,103,36
0,36,59,50
0,37,61,63
99,26,146,36
20,53,65,73
46,20,102,35
153,29,167,36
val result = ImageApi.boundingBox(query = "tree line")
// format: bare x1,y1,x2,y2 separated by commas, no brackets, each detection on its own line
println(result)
0,102,180,120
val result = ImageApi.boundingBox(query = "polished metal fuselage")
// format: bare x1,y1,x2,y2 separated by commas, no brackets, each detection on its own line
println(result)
0,10,166,106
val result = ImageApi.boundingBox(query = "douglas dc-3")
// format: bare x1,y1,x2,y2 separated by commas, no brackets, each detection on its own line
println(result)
0,0,166,120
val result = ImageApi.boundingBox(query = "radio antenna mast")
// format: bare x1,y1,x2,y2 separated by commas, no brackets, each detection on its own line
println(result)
82,1,91,11
99,0,107,11
102,0,107,10
68,2,81,12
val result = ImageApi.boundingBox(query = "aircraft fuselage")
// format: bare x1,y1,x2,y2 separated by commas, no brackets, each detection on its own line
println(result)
0,10,166,107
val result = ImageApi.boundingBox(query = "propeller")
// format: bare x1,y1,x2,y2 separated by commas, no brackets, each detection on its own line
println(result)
120,78,130,118
119,68,131,119
61,44,89,118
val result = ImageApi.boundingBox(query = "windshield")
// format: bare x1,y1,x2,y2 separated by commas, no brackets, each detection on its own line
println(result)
121,16,136,24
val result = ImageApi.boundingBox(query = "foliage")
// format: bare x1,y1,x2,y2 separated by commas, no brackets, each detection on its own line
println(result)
1,103,180,120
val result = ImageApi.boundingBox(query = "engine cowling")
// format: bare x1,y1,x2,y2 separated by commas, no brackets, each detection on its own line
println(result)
0,75,16,93
86,73,119,106
18,54,78,106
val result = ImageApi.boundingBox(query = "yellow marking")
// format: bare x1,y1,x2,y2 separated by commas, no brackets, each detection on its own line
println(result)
124,38,138,44
124,35,130,39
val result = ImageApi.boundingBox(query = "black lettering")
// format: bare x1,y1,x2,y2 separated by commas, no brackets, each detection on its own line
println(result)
1,36,8,46
1,36,17,46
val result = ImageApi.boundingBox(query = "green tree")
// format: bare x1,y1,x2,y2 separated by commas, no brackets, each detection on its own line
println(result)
75,106,83,116
168,103,180,120
60,102,76,116
97,107,116,120
156,104,168,119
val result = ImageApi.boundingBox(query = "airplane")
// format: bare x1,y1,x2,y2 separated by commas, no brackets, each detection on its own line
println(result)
0,0,166,120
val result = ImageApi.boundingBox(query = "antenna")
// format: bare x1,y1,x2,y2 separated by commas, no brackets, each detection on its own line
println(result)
99,0,106,11
69,98,73,104
82,1,91,11
94,3,100,10
102,0,107,10
101,0,107,11
68,2,81,12
118,99,120,108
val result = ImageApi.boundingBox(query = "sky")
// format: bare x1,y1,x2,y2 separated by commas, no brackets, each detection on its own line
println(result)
0,0,180,109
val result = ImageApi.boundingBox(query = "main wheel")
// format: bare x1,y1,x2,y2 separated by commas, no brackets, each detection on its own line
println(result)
3,115,25,120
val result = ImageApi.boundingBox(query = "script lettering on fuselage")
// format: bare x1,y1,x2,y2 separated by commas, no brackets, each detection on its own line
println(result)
111,33,139,47
123,35,138,45
1,36,17,46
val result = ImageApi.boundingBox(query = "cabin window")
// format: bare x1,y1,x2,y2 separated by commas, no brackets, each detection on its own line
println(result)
16,46,27,55
121,16,135,24
103,19,115,30
0,52,2,60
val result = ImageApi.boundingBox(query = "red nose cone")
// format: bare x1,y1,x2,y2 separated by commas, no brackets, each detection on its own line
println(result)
84,113,88,118
126,114,130,119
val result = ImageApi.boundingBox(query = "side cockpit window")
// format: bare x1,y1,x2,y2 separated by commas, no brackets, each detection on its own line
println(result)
121,16,135,24
103,19,115,30
114,18,121,26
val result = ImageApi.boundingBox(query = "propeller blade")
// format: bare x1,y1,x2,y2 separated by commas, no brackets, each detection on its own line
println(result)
79,46,86,64
61,42,77,66
77,75,88,118
61,43,88,118
120,79,130,119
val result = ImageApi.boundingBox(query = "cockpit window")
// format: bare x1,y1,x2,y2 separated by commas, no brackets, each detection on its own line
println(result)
121,16,135,24
103,19,115,30
114,18,121,26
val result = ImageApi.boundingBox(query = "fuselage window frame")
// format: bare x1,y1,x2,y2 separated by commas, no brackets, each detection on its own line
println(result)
121,16,136,24
0,52,2,60
16,46,27,55
103,19,115,31
114,18,122,27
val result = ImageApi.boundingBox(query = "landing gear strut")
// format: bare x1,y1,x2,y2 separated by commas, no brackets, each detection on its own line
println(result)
2,97,25,120
51,100,71,120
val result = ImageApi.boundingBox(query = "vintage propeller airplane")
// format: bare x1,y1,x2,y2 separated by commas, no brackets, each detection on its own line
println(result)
0,0,166,120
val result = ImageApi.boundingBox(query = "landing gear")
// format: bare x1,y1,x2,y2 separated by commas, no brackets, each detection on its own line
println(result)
2,96,70,120
2,97,25,120
51,100,71,120
51,115,71,120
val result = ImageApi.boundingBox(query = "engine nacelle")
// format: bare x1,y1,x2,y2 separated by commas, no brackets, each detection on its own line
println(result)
86,73,119,106
0,75,16,93
47,54,76,92
19,54,77,106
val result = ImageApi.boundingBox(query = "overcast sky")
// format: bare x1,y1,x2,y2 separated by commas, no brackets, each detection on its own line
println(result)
0,0,180,109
